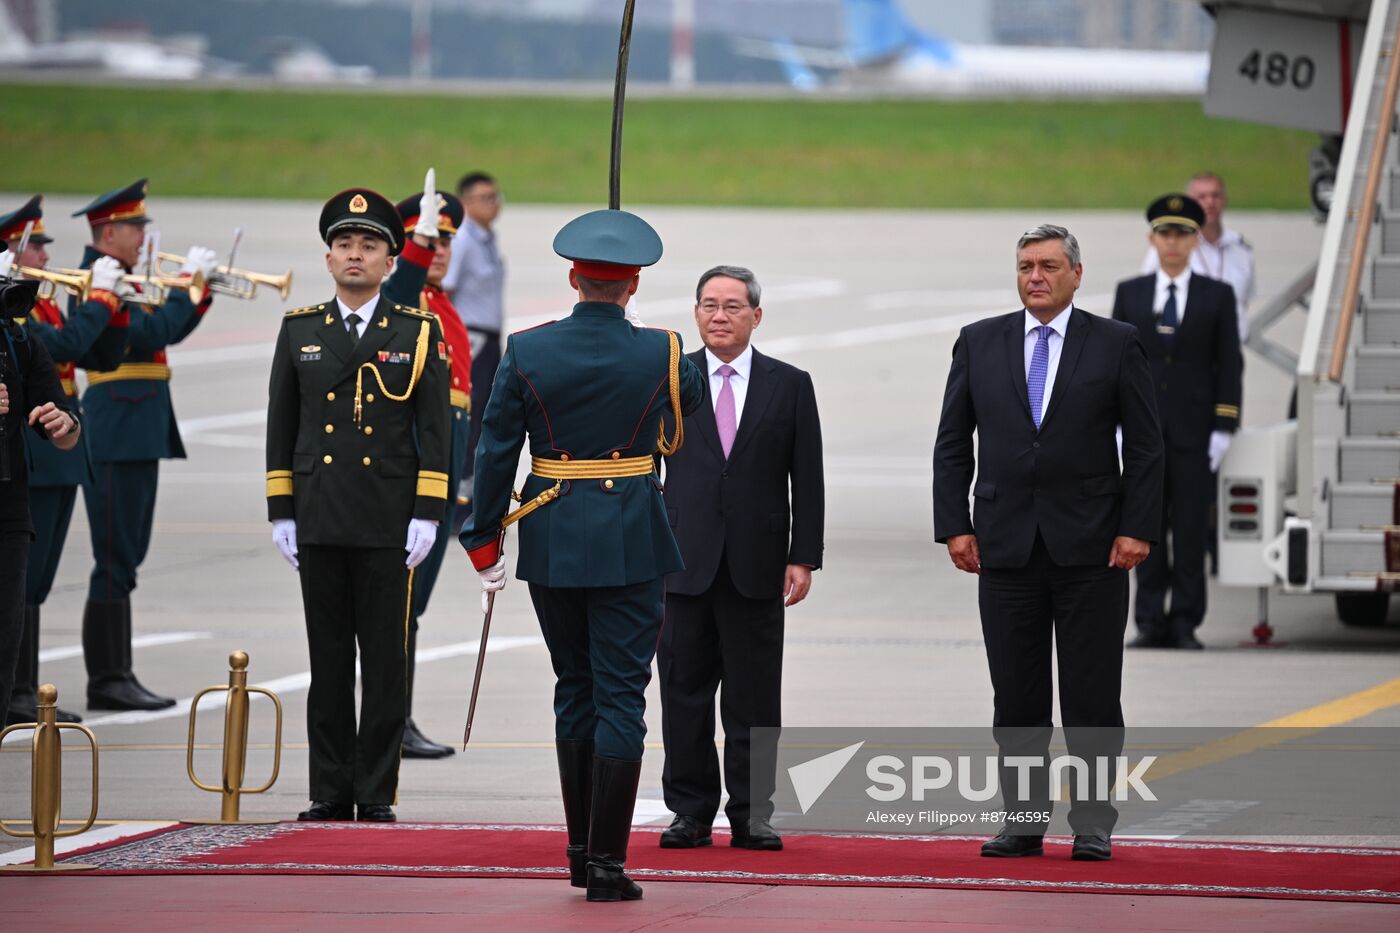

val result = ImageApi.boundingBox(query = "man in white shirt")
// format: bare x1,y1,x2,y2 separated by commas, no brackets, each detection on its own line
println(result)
1141,172,1254,343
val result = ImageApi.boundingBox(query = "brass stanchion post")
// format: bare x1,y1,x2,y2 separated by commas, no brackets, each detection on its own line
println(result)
184,650,283,825
0,684,100,872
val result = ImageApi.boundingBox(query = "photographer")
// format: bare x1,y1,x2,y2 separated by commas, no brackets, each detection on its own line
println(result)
0,256,81,726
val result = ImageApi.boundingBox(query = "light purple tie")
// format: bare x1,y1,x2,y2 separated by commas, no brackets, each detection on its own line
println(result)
715,364,737,458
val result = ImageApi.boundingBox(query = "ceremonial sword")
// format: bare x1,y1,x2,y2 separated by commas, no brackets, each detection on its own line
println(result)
461,0,639,749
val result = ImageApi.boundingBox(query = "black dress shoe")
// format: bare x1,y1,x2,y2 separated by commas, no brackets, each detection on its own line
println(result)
729,817,783,851
297,801,353,821
1072,831,1112,861
1170,630,1205,650
980,831,1044,857
402,719,456,759
659,814,712,848
87,676,176,711
357,804,396,822
1126,631,1167,649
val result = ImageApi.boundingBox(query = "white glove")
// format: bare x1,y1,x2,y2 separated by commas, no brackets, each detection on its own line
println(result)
272,519,299,570
414,168,439,240
135,234,155,271
625,298,644,327
1208,430,1232,473
404,518,438,569
0,252,13,279
478,557,506,612
90,256,122,293
181,245,218,280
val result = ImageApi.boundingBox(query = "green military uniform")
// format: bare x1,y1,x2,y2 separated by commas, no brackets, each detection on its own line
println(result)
266,188,450,812
70,180,209,712
459,209,706,899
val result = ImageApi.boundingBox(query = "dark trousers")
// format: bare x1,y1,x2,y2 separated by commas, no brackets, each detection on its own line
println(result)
0,531,31,721
298,544,410,805
456,329,500,528
659,556,784,825
26,485,77,606
1134,445,1209,635
528,576,664,761
978,532,1128,834
82,460,158,601
409,405,470,627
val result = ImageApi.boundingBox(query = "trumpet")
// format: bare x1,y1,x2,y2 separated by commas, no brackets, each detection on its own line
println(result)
12,265,93,302
157,252,293,301
120,270,207,307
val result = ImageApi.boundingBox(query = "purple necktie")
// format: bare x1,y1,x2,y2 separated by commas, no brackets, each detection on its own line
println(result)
715,364,737,458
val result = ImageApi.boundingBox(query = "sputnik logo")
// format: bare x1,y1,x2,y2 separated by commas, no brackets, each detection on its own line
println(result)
787,741,865,815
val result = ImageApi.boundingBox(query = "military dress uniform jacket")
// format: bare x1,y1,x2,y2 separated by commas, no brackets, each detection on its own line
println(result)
1111,273,1242,451
74,245,207,463
265,296,451,548
460,302,707,588
26,293,128,487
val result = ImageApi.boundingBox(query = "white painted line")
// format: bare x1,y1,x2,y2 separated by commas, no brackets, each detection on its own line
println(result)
81,635,545,728
0,821,180,866
39,632,213,664
168,343,275,366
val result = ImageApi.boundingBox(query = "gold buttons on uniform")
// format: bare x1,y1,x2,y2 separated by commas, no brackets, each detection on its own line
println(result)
324,424,334,434
323,455,333,464
604,479,614,489
611,451,620,460
560,454,571,462
326,391,335,401
366,393,375,403
363,457,372,466
364,426,373,436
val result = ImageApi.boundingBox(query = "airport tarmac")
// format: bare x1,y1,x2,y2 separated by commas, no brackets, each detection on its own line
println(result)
0,196,1395,861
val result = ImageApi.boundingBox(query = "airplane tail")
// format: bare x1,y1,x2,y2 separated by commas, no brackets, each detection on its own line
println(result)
0,2,35,61
843,0,951,65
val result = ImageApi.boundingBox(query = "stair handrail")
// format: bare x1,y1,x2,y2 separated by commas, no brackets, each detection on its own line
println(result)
1329,13,1400,382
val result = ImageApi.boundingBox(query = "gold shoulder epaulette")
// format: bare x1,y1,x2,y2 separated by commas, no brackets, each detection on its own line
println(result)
392,303,434,320
285,303,326,318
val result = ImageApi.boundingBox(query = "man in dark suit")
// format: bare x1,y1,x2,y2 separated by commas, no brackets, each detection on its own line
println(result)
657,265,824,853
265,185,451,824
1114,194,1242,650
933,224,1164,862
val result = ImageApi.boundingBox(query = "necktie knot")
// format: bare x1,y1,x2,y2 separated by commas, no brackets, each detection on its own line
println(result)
345,312,362,342
1167,282,1177,294
1035,325,1052,342
717,364,736,379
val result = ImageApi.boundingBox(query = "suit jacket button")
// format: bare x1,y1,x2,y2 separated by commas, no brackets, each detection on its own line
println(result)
364,426,373,435
1033,441,1040,449
363,457,372,466
325,424,334,434
326,391,335,401
323,455,333,464
604,479,614,489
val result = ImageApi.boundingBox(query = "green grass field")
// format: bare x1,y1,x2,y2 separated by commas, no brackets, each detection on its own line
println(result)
0,82,1315,209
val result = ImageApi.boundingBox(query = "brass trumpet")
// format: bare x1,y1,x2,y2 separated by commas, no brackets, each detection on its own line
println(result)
13,265,92,301
120,270,207,307
157,252,293,300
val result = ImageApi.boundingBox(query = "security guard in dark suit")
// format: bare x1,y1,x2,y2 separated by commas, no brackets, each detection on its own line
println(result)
460,209,706,902
72,179,219,711
1112,194,1242,649
0,196,127,725
387,185,473,759
266,187,450,823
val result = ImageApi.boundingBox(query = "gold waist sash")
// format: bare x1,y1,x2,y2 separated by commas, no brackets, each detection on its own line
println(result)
86,363,171,385
500,455,655,529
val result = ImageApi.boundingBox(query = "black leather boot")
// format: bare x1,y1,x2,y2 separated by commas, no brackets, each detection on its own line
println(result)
585,755,643,903
556,738,593,888
6,605,81,725
85,599,172,711
402,626,454,759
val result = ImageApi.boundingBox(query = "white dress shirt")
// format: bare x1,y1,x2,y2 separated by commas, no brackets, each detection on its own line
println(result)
1141,226,1254,340
336,293,379,339
705,344,753,424
1153,268,1192,326
1023,305,1071,425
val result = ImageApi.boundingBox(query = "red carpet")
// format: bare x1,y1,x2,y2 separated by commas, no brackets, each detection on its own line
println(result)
50,823,1400,904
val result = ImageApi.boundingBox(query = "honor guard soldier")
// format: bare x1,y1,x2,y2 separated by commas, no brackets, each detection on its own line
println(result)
72,179,220,711
460,209,706,902
0,196,127,725
1113,194,1242,649
388,183,473,759
266,187,451,823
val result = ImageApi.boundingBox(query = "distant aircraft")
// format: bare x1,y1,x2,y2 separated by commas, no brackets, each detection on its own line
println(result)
735,0,1210,96
0,4,213,79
